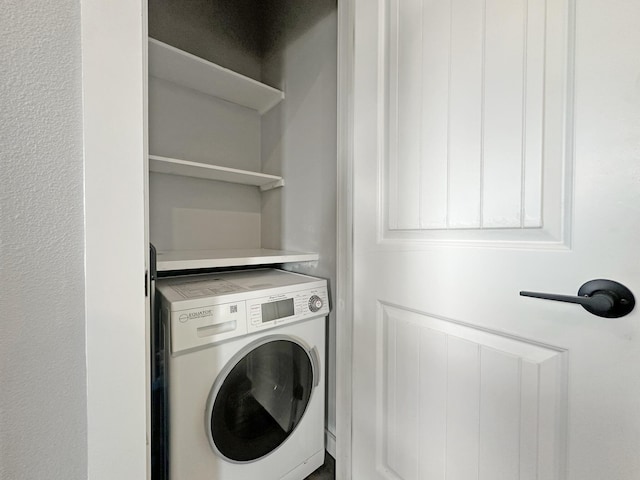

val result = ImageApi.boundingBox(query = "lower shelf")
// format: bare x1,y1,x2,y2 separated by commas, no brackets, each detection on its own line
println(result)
156,248,319,272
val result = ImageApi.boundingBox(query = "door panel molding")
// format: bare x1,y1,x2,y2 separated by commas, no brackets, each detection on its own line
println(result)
378,302,568,480
382,0,575,248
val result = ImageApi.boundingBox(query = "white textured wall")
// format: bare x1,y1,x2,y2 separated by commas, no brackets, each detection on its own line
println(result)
0,1,87,479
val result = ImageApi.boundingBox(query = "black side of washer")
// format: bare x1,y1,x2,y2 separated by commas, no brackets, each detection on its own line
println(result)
150,244,168,480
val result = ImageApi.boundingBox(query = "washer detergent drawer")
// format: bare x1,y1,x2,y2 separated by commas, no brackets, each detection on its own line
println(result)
170,301,247,354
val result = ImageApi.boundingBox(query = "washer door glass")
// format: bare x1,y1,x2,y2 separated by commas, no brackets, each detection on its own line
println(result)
210,339,314,462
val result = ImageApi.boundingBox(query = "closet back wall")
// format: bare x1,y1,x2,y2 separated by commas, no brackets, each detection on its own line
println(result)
148,78,262,251
149,0,262,81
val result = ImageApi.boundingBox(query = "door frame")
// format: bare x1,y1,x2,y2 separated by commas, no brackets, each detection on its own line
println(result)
336,0,355,478
81,0,150,478
83,0,356,477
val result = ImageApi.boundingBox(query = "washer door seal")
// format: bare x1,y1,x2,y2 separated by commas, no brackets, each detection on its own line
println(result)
205,335,318,463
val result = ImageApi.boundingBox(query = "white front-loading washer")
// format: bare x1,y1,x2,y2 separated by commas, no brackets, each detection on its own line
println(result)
156,269,329,480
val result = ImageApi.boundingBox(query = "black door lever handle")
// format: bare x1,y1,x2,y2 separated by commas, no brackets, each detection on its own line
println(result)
520,279,635,318
519,290,615,312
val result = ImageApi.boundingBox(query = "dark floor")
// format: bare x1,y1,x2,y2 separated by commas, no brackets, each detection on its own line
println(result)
305,452,335,479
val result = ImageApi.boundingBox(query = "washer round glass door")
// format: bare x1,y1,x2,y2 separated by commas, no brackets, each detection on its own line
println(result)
207,337,315,463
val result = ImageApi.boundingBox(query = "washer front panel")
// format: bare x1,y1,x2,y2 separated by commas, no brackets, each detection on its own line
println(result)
163,274,327,480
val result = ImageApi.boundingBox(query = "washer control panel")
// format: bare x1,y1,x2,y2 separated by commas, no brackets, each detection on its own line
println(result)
245,286,329,333
158,269,330,354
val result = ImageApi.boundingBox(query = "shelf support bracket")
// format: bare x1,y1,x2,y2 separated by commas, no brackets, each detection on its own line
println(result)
260,179,286,192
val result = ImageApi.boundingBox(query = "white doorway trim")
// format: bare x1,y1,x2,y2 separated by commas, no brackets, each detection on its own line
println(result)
336,0,355,478
81,0,150,478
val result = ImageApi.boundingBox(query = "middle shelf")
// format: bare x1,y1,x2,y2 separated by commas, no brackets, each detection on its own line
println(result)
149,155,285,191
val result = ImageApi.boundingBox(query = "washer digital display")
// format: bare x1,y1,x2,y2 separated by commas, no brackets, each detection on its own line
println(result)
261,298,294,322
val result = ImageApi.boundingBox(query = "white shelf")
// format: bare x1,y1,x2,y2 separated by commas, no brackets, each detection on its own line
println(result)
148,38,284,114
149,155,285,191
156,249,319,271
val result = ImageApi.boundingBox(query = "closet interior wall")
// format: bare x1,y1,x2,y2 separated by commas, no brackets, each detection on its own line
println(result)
147,0,338,450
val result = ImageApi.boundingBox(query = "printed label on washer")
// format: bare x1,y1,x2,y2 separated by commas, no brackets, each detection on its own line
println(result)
171,301,248,353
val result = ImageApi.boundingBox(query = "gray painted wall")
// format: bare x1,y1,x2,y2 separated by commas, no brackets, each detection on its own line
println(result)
149,0,264,82
0,1,87,479
261,1,338,442
148,77,263,251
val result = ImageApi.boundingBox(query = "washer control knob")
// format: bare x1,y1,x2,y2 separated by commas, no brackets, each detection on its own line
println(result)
308,295,323,313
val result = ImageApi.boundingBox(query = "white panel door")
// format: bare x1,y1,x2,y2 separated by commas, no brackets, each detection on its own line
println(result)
350,0,640,479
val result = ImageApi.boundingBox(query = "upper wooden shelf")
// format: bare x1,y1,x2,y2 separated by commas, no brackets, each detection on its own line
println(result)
149,155,285,191
148,38,284,114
